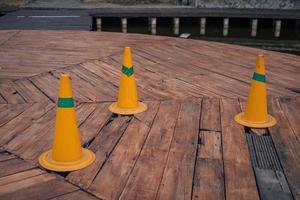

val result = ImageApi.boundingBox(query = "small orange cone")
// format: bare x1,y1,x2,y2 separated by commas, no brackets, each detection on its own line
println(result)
109,47,147,115
235,54,277,128
39,74,95,172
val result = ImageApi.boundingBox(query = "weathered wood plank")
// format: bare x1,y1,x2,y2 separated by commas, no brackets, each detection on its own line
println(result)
67,116,131,189
0,104,30,127
0,81,26,103
156,100,201,200
71,66,117,101
13,79,50,103
220,98,259,200
78,102,112,145
0,152,16,162
268,98,300,200
51,190,98,200
0,102,55,146
29,73,59,102
119,100,180,199
200,97,221,132
88,118,152,199
192,131,224,200
279,97,300,143
0,173,78,200
0,158,34,177
134,101,160,127
0,169,44,186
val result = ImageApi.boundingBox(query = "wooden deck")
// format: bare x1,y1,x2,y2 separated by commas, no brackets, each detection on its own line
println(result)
0,30,299,200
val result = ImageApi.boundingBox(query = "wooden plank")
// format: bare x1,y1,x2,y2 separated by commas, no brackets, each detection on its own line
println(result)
78,102,112,145
0,101,55,146
119,100,180,199
0,169,44,186
0,173,55,196
88,118,152,199
0,104,30,127
13,79,50,102
0,81,26,103
200,97,221,132
0,158,34,177
156,100,201,200
279,97,300,142
220,98,259,200
0,152,16,162
268,98,300,200
192,131,224,200
71,66,117,101
30,73,59,102
51,190,98,200
0,94,6,103
67,116,131,189
4,105,57,155
0,173,78,200
134,101,160,127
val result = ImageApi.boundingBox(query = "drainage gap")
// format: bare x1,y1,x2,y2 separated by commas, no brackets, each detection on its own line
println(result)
287,87,300,94
245,128,293,200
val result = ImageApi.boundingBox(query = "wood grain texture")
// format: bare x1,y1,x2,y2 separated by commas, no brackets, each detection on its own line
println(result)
119,100,180,200
0,30,299,199
269,98,300,200
221,98,259,200
156,100,201,200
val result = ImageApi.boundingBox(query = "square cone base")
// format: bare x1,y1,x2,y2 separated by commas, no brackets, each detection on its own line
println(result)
234,112,277,128
39,148,95,172
109,102,147,115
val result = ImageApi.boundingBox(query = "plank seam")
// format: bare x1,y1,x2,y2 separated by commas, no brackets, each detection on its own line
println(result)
154,102,181,200
191,99,203,199
116,114,160,199
278,98,300,147
0,30,21,47
0,103,33,128
28,78,55,103
86,116,133,189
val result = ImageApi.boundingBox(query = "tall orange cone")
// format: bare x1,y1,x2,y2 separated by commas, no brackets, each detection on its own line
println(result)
235,54,276,128
39,74,95,172
109,47,147,115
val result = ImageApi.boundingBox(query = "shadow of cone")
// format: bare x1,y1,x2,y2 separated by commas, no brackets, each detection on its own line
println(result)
39,74,95,172
109,47,147,115
235,54,277,128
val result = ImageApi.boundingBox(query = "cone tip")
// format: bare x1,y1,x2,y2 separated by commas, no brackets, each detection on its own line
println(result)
258,53,264,58
123,47,132,67
59,73,72,98
60,73,70,81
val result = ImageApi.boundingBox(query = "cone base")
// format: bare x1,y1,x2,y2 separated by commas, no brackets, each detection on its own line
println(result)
109,102,147,115
234,112,277,128
38,148,95,172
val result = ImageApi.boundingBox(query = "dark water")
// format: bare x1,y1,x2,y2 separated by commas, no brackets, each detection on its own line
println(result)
96,17,300,55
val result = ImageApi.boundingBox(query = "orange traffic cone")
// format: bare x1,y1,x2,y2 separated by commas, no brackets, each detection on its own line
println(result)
39,74,95,172
109,47,147,115
235,54,277,128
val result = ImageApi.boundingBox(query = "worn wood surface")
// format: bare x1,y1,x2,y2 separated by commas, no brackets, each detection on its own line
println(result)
0,30,299,199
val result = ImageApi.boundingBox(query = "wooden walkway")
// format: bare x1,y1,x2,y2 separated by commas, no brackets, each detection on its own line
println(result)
0,30,299,200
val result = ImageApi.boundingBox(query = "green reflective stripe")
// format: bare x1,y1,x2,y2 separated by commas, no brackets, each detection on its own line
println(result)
57,98,74,108
122,65,134,77
252,72,266,83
